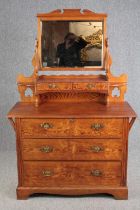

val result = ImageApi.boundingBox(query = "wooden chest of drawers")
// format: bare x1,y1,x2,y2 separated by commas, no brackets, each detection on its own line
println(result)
7,101,136,199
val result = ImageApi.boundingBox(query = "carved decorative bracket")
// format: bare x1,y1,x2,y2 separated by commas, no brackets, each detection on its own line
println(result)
8,118,16,131
105,38,127,103
129,117,136,131
16,39,41,106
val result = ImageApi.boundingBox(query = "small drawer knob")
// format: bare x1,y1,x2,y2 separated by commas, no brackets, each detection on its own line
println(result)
42,170,53,177
91,169,102,177
40,123,53,129
69,118,75,123
91,123,104,131
40,146,53,153
48,83,57,89
87,83,95,89
90,146,103,153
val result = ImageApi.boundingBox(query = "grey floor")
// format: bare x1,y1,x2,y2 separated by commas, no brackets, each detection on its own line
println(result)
0,146,140,210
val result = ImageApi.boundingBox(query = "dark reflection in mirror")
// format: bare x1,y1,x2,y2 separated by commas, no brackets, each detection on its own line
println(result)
41,21,103,67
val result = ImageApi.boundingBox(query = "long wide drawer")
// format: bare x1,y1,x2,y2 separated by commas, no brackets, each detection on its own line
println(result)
23,161,121,187
21,139,122,161
21,118,123,138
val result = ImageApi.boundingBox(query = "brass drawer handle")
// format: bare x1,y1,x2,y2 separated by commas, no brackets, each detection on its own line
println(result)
42,170,53,177
40,123,53,129
91,123,104,131
87,83,95,89
90,146,104,153
48,83,57,89
40,146,53,153
91,169,102,177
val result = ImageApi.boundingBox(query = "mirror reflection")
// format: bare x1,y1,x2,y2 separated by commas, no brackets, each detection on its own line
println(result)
41,21,103,68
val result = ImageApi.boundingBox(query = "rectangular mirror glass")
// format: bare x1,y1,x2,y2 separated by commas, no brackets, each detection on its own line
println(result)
41,21,103,68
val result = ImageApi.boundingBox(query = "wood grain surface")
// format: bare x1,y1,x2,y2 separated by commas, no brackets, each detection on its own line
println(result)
7,101,136,118
20,118,123,138
21,138,122,161
23,161,121,187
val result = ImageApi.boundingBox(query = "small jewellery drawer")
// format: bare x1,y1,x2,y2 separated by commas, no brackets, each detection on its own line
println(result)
73,83,108,91
37,82,72,92
36,82,108,92
21,119,123,138
21,139,122,161
23,161,121,187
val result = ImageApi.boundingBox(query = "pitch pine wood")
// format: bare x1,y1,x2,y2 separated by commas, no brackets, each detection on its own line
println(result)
7,101,136,199
21,138,123,161
36,76,108,94
16,9,128,106
7,9,137,200
8,101,136,118
20,118,123,138
23,161,122,187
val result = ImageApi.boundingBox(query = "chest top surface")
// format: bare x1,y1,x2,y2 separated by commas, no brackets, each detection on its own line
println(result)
7,101,136,119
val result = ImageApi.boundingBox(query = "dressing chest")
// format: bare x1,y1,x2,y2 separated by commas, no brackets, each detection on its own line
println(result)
7,9,136,199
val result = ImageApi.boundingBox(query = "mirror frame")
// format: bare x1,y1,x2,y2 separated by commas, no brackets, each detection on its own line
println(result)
37,9,107,71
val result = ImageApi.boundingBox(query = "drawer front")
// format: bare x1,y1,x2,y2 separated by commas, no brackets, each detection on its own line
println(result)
73,83,108,91
37,82,108,92
21,119,123,138
21,139,122,161
23,161,121,187
21,119,71,138
37,83,72,92
75,119,123,138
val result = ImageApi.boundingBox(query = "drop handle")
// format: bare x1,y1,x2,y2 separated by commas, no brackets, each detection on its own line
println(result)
91,123,104,131
40,123,53,129
40,146,53,153
90,146,104,153
91,169,102,177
